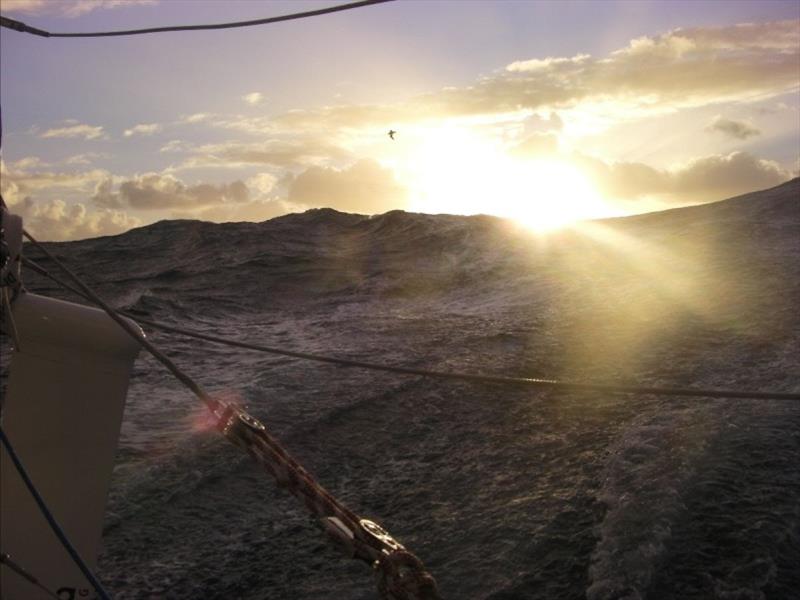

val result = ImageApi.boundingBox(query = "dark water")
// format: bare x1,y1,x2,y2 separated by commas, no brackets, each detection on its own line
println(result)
7,179,800,599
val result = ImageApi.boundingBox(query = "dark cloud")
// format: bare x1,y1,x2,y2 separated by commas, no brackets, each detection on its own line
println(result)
705,116,761,140
578,151,790,205
668,152,789,201
288,159,408,214
93,173,249,210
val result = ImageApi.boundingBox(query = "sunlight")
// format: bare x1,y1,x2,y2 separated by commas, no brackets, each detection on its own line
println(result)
504,159,613,231
404,126,616,231
575,219,725,322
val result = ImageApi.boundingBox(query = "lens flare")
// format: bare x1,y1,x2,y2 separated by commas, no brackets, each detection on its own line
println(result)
188,389,243,433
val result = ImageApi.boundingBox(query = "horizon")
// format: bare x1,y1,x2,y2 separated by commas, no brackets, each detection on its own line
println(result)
1,0,798,240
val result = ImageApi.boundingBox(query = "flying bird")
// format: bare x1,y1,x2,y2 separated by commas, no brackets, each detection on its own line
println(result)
388,129,396,140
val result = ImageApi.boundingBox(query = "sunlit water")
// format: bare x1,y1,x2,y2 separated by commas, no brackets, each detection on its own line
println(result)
3,180,798,599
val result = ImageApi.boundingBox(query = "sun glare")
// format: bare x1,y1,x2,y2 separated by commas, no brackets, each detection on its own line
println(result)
404,127,614,231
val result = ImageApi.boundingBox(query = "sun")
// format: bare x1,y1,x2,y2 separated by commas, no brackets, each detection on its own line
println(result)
503,158,611,231
402,126,614,231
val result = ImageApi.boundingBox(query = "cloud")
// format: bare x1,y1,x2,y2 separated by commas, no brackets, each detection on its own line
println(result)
522,112,564,133
272,103,400,132
179,112,212,124
511,133,560,157
152,19,797,181
457,20,799,116
0,159,109,202
160,140,191,153
92,173,250,210
246,173,278,196
175,112,276,135
65,152,106,165
242,92,265,106
667,152,790,201
287,159,408,214
6,19,796,238
124,123,163,137
1,162,139,240
41,123,105,140
2,157,294,233
6,197,141,242
270,20,800,133
1,0,157,17
665,20,800,51
214,115,276,133
92,170,292,223
578,151,791,205
9,156,45,171
705,115,761,139
506,53,592,73
178,138,351,170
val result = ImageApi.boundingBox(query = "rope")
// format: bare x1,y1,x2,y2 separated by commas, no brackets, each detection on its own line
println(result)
19,236,440,599
0,427,112,600
22,256,800,402
0,0,394,38
0,552,61,600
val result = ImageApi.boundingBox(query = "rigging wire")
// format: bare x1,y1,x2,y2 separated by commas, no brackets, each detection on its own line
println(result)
0,0,394,38
0,427,112,600
22,256,800,402
0,553,61,600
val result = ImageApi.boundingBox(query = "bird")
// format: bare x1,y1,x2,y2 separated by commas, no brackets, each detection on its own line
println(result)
388,129,396,140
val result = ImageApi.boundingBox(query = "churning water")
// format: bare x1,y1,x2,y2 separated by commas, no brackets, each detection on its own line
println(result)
6,179,799,599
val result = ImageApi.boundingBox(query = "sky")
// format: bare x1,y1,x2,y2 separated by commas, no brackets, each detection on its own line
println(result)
0,0,798,240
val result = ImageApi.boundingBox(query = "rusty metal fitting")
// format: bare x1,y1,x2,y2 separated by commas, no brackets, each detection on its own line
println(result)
375,549,441,600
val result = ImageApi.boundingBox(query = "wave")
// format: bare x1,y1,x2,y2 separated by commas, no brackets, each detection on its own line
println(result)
587,404,721,600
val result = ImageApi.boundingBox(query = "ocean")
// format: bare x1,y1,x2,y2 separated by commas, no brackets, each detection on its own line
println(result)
4,178,799,599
